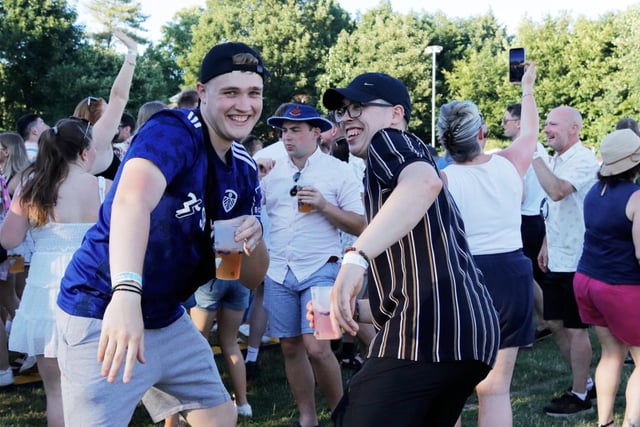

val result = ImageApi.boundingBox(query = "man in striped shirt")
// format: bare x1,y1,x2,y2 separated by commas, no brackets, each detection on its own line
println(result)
321,73,500,426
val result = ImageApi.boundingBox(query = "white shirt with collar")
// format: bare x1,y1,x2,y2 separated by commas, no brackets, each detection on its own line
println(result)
545,141,598,272
261,147,364,283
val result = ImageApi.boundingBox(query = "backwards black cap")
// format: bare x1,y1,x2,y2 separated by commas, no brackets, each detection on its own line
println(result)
199,42,270,84
323,72,412,123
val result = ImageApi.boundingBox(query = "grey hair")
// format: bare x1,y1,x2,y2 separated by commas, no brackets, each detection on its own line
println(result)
437,100,483,163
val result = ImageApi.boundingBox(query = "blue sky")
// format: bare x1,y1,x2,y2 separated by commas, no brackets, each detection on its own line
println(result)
75,0,640,42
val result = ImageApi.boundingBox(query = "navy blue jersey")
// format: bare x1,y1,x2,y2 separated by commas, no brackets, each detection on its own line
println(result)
58,109,261,329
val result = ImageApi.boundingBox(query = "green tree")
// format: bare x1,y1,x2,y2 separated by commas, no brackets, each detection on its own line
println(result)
84,0,148,46
0,0,84,129
441,13,511,142
187,0,353,140
320,3,434,142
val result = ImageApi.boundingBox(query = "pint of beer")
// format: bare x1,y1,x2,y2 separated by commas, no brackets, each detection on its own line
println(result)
213,218,245,280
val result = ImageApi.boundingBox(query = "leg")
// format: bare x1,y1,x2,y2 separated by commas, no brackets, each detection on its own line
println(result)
217,307,250,408
190,306,217,340
246,283,268,351
533,279,548,331
37,356,64,427
475,347,519,427
280,336,318,427
0,277,19,319
624,346,640,427
548,320,571,364
567,327,592,394
594,326,625,427
0,318,12,387
356,322,376,349
184,401,237,427
302,333,343,411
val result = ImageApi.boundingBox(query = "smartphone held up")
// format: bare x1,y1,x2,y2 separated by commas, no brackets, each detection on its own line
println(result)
509,47,525,84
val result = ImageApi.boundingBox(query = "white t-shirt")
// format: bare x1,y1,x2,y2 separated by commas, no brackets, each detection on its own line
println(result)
445,155,523,255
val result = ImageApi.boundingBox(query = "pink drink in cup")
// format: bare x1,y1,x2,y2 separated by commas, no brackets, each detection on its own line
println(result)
213,218,244,280
310,286,342,340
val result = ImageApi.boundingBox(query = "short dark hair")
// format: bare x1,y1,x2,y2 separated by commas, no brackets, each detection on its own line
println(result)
16,113,40,139
506,103,521,119
616,117,640,136
120,112,136,132
177,89,199,109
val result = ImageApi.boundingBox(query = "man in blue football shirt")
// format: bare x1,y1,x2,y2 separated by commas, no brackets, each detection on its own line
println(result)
56,42,269,427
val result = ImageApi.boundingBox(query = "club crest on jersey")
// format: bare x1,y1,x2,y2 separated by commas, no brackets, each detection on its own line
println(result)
175,192,203,218
222,189,238,213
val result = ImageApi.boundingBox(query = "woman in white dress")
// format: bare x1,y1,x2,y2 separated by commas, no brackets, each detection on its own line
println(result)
0,118,111,427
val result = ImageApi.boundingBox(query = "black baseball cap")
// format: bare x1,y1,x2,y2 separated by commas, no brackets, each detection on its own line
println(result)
199,42,270,84
323,72,412,123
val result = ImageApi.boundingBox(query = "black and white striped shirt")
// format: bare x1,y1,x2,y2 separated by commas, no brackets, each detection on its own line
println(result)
365,128,499,366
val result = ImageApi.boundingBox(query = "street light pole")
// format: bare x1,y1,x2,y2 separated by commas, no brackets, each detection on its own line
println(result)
425,45,443,148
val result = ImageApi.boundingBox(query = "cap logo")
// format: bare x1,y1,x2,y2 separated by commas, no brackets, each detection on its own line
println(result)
289,106,302,117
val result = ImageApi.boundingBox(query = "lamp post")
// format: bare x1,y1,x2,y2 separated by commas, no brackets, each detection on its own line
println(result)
425,45,443,148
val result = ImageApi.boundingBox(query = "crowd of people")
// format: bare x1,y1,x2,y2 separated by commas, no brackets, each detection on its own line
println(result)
0,34,639,427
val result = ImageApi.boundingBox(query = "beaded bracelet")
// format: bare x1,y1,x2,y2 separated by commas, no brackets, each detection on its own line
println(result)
344,246,370,262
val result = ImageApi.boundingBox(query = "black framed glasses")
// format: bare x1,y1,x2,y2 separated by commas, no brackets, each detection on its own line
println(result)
289,171,301,196
335,102,393,123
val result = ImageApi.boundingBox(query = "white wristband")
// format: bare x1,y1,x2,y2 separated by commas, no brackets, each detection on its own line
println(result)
342,251,369,269
111,271,142,288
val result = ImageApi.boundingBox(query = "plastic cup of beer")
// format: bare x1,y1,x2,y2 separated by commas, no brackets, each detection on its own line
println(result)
213,218,244,280
310,286,342,340
296,179,312,213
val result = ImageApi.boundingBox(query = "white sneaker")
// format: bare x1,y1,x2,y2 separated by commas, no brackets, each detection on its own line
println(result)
19,355,37,373
0,368,14,386
238,324,250,336
236,402,252,417
261,335,272,344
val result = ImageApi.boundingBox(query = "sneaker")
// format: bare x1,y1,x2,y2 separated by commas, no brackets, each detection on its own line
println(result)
341,354,363,371
238,324,250,336
11,354,37,373
236,402,252,417
544,392,593,417
246,361,259,383
0,368,14,387
553,384,597,402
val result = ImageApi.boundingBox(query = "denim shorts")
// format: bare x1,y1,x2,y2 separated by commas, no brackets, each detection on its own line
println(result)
194,278,250,312
263,262,340,338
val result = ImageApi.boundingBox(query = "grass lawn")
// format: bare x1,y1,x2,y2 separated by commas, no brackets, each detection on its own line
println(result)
0,330,633,426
